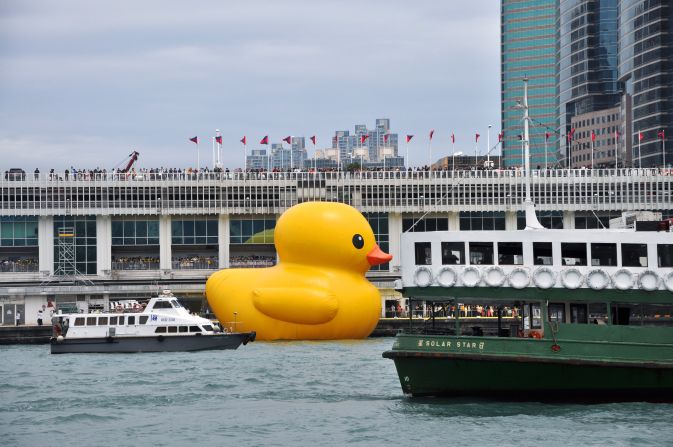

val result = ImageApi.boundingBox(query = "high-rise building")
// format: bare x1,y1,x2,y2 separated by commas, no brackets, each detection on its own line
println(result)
618,0,672,168
332,119,399,163
557,0,621,167
501,0,558,168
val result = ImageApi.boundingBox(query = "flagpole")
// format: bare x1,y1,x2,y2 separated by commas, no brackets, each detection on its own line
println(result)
638,132,642,169
451,139,455,173
487,125,491,169
406,141,409,169
244,141,247,172
544,135,547,170
429,133,433,172
662,132,666,168
290,138,293,171
212,137,215,168
615,131,618,169
591,137,594,169
197,141,200,172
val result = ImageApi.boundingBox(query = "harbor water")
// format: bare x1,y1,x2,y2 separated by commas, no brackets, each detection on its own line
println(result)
2,338,673,446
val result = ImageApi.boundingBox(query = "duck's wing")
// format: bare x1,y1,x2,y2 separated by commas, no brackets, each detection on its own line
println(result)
252,288,338,324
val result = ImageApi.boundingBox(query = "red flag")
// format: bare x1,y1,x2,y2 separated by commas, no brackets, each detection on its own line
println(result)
360,135,370,144
283,136,292,144
383,134,389,143
545,132,550,141
215,136,222,145
406,135,414,143
240,136,247,145
189,136,198,144
569,128,576,139
591,131,596,142
615,130,620,140
498,132,503,142
260,135,269,145
659,130,666,140
429,129,435,141
475,133,480,143
639,132,644,141
310,135,316,145
451,133,455,144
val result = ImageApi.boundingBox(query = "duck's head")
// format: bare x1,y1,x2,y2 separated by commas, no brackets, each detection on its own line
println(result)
274,202,392,273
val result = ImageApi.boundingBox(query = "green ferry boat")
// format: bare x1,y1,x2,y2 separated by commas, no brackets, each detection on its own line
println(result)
383,78,673,401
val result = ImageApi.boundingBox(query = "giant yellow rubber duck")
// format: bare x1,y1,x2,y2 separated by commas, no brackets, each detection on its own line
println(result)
205,202,392,340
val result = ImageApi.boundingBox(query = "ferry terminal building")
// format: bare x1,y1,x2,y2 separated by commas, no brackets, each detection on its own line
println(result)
1,169,671,325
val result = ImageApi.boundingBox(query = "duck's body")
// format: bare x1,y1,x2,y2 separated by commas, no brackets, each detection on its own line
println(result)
205,202,392,340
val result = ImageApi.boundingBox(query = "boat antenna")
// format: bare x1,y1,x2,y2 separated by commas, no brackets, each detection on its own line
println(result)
522,76,544,230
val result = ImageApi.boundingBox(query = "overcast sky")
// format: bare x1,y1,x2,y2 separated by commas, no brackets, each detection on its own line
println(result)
0,0,500,171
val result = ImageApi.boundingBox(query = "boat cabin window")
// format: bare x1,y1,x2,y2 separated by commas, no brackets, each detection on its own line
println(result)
548,303,565,322
523,303,542,330
98,317,108,325
622,243,647,267
110,316,118,325
152,301,173,309
179,326,188,333
498,242,523,265
117,316,125,325
128,316,135,325
155,327,167,333
570,304,588,324
203,325,214,331
658,244,673,267
441,242,465,265
414,242,432,265
469,242,494,265
189,325,202,332
561,243,587,266
167,326,177,333
632,303,673,327
86,317,96,326
74,317,85,326
139,316,148,324
171,300,182,308
533,242,553,265
591,243,617,266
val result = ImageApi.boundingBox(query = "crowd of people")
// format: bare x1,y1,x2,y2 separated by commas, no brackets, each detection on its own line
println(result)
111,256,160,270
386,303,519,319
0,258,39,273
229,255,276,268
171,256,218,270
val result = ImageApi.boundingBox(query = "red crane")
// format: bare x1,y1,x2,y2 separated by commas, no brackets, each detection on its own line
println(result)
116,151,140,173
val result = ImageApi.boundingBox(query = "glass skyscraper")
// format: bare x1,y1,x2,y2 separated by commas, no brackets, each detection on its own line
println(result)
557,0,621,166
618,0,672,167
501,0,558,168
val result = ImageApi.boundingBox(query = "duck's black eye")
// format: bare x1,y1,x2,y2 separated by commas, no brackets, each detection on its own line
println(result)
352,234,364,249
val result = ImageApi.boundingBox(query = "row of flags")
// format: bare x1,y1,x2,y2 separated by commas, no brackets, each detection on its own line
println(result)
189,129,666,147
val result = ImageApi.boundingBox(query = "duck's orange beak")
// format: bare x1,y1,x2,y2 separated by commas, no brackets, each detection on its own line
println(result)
367,244,393,266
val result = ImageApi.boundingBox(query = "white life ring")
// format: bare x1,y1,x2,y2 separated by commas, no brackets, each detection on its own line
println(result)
484,266,506,287
561,268,584,289
532,267,556,289
638,270,660,291
612,268,634,290
508,267,530,289
436,267,458,288
664,271,673,292
461,266,481,287
413,266,433,287
586,269,610,290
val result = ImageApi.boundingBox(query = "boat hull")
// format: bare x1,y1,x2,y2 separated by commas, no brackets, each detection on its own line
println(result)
50,332,256,354
383,350,673,401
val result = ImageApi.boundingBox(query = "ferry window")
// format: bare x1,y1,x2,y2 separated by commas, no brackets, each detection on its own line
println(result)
611,305,631,325
533,242,553,265
657,244,673,267
139,316,148,324
98,317,108,325
570,304,588,324
203,325,214,331
622,244,647,267
128,316,135,325
498,242,523,265
152,301,172,309
469,242,493,265
414,242,432,265
561,243,587,266
74,317,85,326
189,326,202,332
548,303,565,322
110,316,117,325
179,326,188,333
86,317,96,326
441,242,464,265
523,303,542,330
634,304,673,327
591,243,617,266
171,300,182,308
167,326,177,333
589,303,608,324
117,316,124,325
155,327,167,333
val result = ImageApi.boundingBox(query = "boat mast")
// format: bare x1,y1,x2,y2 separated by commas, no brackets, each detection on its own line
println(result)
523,77,545,230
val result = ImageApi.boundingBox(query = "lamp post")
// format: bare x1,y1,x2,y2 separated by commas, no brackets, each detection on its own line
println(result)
487,125,492,169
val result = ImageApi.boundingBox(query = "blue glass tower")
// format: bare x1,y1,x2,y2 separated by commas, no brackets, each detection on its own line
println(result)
501,0,558,168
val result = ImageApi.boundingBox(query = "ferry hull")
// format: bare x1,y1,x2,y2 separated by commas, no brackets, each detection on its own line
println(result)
383,351,673,402
50,332,255,354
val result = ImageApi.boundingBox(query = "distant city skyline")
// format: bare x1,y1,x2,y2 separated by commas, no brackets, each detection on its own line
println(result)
0,1,501,171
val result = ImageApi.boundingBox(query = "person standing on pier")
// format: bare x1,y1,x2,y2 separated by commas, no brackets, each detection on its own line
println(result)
37,308,44,326
15,310,21,326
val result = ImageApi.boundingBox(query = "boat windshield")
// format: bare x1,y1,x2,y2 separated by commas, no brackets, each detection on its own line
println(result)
171,300,182,308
